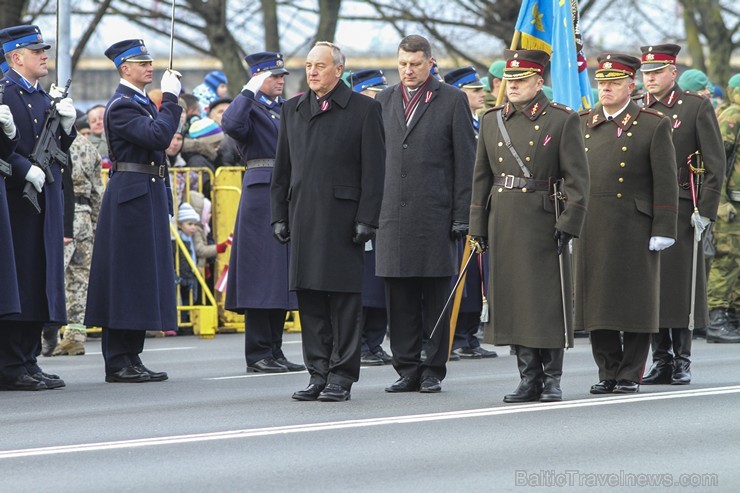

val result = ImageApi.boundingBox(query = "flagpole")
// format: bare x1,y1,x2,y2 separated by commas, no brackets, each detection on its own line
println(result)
496,30,520,105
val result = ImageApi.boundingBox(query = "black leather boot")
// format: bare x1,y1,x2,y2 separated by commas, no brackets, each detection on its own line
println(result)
503,346,543,403
641,360,673,384
643,329,673,384
671,328,692,384
706,308,740,343
539,348,564,402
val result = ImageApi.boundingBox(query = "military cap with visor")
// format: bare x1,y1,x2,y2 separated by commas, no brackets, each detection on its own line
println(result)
639,44,680,73
503,50,550,80
349,69,387,93
444,66,486,89
245,52,289,76
0,25,51,54
105,39,153,68
594,54,641,80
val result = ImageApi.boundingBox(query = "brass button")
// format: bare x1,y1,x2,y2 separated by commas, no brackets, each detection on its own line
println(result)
28,104,32,108
521,188,527,193
498,142,503,147
616,193,622,198
498,157,503,162
498,188,503,192
534,125,540,130
525,156,531,162
620,162,626,168
585,147,589,152
529,141,534,146
151,161,155,166
627,132,632,137
501,173,506,176
622,146,627,151
633,121,638,125
33,118,37,123
585,134,590,139
19,90,23,94
678,100,683,105
618,177,624,183
673,114,678,119
151,178,156,182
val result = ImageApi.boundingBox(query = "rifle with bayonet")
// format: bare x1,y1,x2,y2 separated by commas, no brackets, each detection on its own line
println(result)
0,84,11,178
23,78,71,213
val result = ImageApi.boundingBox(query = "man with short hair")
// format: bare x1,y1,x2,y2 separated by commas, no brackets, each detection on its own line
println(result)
639,44,724,385
270,42,385,402
375,35,476,394
0,25,77,391
86,104,108,157
85,39,183,383
576,54,678,395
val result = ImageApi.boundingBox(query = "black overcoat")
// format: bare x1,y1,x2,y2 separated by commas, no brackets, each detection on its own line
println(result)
0,131,20,317
270,82,385,292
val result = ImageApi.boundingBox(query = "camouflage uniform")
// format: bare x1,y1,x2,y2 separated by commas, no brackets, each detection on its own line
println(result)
706,85,740,342
54,136,103,355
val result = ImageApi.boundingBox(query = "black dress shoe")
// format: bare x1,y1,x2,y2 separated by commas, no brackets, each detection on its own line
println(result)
30,372,66,389
671,360,691,385
472,347,498,358
317,384,351,402
452,347,482,359
133,364,168,382
372,347,393,364
420,376,442,393
292,383,325,401
641,361,673,385
385,376,420,393
105,366,151,383
275,357,306,372
247,358,288,373
360,351,384,366
590,379,617,394
613,380,640,393
0,374,48,391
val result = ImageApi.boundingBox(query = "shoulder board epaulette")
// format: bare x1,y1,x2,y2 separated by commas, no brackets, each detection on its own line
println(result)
549,101,574,113
639,107,665,118
483,105,504,116
681,91,705,102
578,108,592,117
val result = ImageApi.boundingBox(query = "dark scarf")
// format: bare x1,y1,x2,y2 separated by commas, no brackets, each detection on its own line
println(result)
401,76,432,125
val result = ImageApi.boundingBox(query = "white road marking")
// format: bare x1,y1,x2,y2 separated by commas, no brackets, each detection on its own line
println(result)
86,347,195,356
1,385,739,459
208,371,308,380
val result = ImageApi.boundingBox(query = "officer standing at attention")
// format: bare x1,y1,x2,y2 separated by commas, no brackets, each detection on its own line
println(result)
85,39,182,383
271,42,385,402
469,50,590,402
375,35,475,394
575,54,678,395
0,25,76,391
222,52,305,374
638,44,724,385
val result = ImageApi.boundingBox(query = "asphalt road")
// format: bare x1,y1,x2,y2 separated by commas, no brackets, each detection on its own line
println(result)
1,332,738,493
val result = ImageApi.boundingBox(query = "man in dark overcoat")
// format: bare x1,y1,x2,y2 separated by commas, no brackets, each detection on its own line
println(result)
85,39,182,383
375,35,475,394
222,51,303,374
469,50,590,402
575,54,678,395
270,42,385,402
0,26,76,391
638,45,724,386
0,81,20,321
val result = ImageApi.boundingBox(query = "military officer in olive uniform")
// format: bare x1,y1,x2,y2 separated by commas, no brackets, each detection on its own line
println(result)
469,50,590,402
638,44,724,385
575,54,678,395
0,25,76,391
85,39,182,383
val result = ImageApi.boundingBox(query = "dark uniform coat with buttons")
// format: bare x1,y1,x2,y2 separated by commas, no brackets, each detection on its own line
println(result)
643,85,724,328
85,86,182,330
574,101,678,333
0,72,75,323
469,91,590,348
271,82,385,292
0,131,20,317
222,89,297,311
375,77,475,277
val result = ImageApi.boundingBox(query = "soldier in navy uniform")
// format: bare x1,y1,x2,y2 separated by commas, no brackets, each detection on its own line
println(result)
0,26,76,391
85,39,183,383
346,69,393,366
222,52,304,374
444,66,497,360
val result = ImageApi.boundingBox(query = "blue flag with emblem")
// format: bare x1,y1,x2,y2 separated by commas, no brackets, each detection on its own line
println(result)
515,0,592,110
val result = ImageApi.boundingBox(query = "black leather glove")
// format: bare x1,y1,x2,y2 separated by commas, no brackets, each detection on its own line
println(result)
470,236,488,253
450,221,469,241
553,229,573,256
352,222,375,244
272,221,290,244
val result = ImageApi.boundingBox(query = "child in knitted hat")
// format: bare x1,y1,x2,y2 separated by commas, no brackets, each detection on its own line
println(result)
182,117,224,198
193,70,229,116
175,202,202,333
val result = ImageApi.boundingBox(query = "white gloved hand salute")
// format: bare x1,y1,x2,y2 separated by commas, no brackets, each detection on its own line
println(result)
25,165,46,193
56,97,77,135
648,236,675,251
161,70,182,96
0,105,17,138
244,70,272,95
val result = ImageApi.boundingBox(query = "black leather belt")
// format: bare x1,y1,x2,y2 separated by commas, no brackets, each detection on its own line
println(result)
114,162,166,178
246,159,274,169
493,174,550,192
75,196,92,206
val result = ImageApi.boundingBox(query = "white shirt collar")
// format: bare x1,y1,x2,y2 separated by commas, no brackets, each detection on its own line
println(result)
119,78,148,98
602,100,631,121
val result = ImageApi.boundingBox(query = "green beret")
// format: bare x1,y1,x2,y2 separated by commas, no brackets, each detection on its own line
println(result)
481,77,491,92
488,60,505,80
634,79,644,90
541,85,553,100
729,73,740,88
678,69,709,92
341,70,352,88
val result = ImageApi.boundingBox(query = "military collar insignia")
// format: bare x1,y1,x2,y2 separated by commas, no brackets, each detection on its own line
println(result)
133,93,150,106
258,93,275,107
644,86,679,109
6,69,38,93
503,102,514,120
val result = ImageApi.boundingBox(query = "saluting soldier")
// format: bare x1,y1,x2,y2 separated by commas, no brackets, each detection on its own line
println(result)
469,50,589,402
85,39,183,383
0,26,77,391
222,52,304,374
638,44,724,385
575,54,678,395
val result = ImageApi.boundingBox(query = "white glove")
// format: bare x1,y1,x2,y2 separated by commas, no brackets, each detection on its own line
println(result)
0,105,16,138
56,97,76,134
48,83,64,99
690,215,710,229
25,165,46,193
244,70,272,95
161,70,182,96
649,236,675,251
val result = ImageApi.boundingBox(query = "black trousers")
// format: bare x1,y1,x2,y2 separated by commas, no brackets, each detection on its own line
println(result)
102,328,146,374
0,321,43,378
295,290,362,389
244,308,288,365
590,330,651,383
361,307,387,352
452,311,482,350
385,276,452,381
651,327,692,364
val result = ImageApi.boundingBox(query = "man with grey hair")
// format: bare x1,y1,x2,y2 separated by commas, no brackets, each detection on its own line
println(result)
375,34,476,394
271,41,385,402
